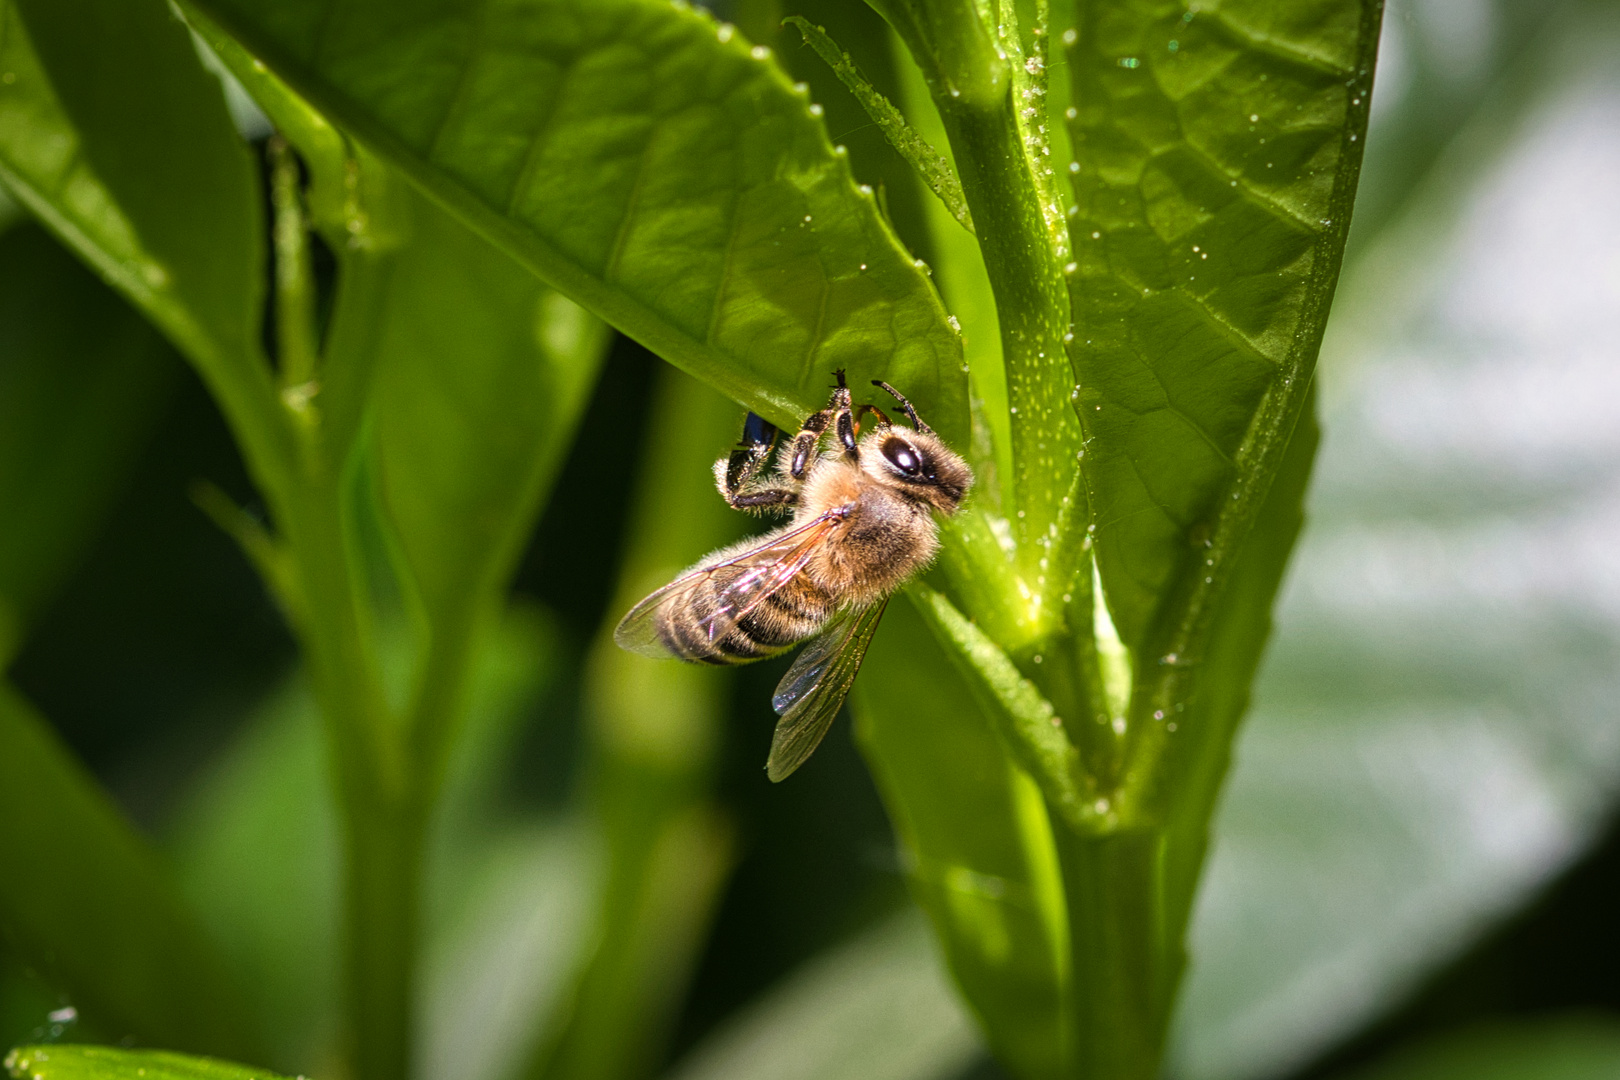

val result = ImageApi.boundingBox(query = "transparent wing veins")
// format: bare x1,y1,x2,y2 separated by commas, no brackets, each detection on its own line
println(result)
765,599,888,782
614,507,851,659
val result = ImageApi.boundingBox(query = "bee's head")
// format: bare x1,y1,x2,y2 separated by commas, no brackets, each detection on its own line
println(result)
863,428,973,515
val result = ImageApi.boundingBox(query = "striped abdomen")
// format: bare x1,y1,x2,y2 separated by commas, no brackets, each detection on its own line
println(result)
655,572,834,666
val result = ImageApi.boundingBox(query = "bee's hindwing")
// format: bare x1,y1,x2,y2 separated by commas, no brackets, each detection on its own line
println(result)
765,598,888,781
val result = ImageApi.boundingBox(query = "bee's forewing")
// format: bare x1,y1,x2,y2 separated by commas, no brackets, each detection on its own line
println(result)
613,575,703,657
765,598,888,782
613,509,849,660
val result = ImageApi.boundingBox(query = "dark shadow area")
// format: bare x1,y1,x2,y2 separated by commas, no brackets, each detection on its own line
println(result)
8,365,295,828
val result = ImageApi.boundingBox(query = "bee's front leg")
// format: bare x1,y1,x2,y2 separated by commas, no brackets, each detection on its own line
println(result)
786,370,857,479
715,411,800,513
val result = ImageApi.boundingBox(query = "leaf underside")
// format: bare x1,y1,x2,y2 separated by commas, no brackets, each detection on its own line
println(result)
186,0,969,444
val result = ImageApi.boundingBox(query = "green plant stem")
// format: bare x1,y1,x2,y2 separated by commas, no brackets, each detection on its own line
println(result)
260,159,427,1080
937,98,1077,585
340,792,427,1080
919,34,1105,782
1053,829,1178,1080
268,135,319,395
275,473,413,1080
896,10,1180,1075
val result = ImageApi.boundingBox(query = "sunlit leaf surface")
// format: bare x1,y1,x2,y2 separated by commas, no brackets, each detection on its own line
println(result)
1064,0,1376,655
182,0,967,442
4,1046,287,1080
1173,13,1620,1076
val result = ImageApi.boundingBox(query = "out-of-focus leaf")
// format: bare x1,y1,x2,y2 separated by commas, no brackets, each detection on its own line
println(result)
165,679,340,1073
419,824,596,1080
0,0,286,482
1341,1020,1620,1080
853,600,1067,1080
0,686,258,1061
528,368,739,1080
0,956,77,1052
0,223,177,661
370,199,609,643
666,910,980,1080
188,6,611,757
3,1045,290,1080
182,0,967,444
1171,12,1620,1077
169,608,568,1076
1063,0,1377,659
0,0,257,360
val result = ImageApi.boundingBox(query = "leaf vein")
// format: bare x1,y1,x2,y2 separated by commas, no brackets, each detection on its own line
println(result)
502,55,578,218
1167,140,1323,234
1203,12,1357,78
601,121,657,282
704,192,743,345
424,11,488,161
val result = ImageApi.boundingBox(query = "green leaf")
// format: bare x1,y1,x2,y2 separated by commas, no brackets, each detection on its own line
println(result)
370,198,609,643
668,910,981,1080
528,369,740,1080
0,0,292,494
169,610,570,1074
907,586,1090,829
774,0,939,269
886,25,1013,512
1060,389,1318,1078
166,681,341,1072
4,1046,290,1080
0,0,259,366
1062,0,1378,662
0,685,259,1061
783,17,973,235
853,601,1068,1080
421,823,596,1080
1339,1020,1620,1080
191,5,615,640
1172,19,1620,1069
0,223,178,661
181,0,968,444
1157,386,1318,943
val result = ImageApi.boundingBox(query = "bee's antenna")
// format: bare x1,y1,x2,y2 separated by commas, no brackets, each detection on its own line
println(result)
871,380,932,434
833,369,848,389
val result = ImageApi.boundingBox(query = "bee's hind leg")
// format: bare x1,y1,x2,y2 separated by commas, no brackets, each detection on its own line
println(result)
715,411,800,514
785,370,857,479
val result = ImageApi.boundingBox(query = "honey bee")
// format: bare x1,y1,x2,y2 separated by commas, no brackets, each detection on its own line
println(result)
615,371,973,780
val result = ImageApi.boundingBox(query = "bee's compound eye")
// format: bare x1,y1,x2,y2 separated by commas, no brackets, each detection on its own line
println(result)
882,438,923,477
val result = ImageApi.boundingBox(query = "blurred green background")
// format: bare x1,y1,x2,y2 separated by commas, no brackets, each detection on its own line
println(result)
3,0,1620,1077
